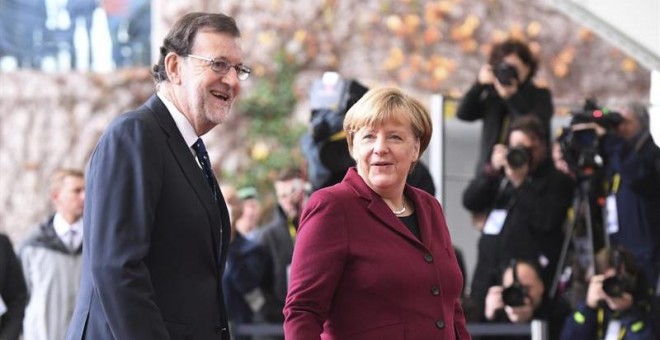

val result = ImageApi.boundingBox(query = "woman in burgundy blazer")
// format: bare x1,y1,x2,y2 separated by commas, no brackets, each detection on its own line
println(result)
284,87,471,339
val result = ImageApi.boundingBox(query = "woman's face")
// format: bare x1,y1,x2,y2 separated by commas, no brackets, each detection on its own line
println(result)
351,117,420,197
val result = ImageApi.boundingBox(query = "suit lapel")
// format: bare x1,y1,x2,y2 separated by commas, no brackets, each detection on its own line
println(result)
144,95,222,266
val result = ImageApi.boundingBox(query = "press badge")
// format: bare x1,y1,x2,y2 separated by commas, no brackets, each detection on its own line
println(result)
606,194,620,234
604,319,622,340
483,209,507,235
0,294,6,317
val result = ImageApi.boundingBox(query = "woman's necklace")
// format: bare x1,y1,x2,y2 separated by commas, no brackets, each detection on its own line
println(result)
393,202,406,216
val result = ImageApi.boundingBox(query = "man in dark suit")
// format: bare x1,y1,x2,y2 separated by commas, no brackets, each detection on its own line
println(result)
0,233,28,340
66,12,251,339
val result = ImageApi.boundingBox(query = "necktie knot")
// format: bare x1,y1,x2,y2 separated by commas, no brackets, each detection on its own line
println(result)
193,138,218,200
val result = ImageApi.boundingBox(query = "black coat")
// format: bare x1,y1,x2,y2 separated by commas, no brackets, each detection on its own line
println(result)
457,81,554,173
463,159,574,319
0,234,27,340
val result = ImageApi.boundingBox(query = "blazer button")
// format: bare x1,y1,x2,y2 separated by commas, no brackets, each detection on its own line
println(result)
431,286,440,296
424,253,433,263
436,320,445,329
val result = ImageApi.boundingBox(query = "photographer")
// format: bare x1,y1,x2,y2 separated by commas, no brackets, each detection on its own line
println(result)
560,246,657,340
484,259,568,339
463,115,574,321
457,38,553,174
555,102,660,289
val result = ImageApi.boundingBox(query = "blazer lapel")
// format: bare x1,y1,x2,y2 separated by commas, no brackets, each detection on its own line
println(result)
144,95,222,266
344,168,423,247
405,187,438,250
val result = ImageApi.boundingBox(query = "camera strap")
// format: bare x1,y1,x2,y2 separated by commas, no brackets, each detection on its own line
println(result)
498,115,511,145
483,179,515,235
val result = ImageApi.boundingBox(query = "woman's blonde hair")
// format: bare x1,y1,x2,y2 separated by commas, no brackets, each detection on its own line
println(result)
343,87,432,157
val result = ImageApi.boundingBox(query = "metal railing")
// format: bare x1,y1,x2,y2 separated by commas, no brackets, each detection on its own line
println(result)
233,320,549,339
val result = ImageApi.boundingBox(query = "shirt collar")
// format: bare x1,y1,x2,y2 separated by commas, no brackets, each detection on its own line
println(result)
157,92,200,148
53,213,83,238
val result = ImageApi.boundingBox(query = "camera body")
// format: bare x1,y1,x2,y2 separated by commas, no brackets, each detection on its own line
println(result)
557,99,622,178
506,146,531,169
494,63,519,86
602,275,634,298
501,259,529,307
502,283,528,307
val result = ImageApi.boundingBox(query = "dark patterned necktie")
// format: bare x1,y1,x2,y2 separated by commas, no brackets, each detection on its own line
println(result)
192,138,218,200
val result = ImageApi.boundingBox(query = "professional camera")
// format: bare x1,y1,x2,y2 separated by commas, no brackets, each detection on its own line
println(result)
502,260,528,307
494,63,519,86
602,275,635,298
601,248,637,298
506,146,531,169
557,99,622,177
301,72,368,190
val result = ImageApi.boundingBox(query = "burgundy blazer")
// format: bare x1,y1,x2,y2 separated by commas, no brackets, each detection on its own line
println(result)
284,168,471,340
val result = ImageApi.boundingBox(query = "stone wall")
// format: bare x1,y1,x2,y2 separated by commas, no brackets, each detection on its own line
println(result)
0,69,154,242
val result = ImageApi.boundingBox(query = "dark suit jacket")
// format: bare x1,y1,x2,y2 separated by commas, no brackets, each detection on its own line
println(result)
67,95,231,339
284,168,470,340
0,234,27,340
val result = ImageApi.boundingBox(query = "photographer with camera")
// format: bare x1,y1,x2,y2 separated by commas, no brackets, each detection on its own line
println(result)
463,115,574,322
554,102,660,290
457,38,553,174
560,246,657,340
484,259,569,339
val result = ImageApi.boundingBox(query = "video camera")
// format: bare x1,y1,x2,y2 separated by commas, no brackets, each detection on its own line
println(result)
301,72,368,190
502,259,529,307
556,99,622,178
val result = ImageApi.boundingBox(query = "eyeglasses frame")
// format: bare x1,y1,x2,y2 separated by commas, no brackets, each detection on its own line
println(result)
186,54,251,81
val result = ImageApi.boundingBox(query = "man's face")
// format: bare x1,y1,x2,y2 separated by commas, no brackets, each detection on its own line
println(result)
275,178,305,219
52,175,85,222
175,30,243,134
616,109,642,141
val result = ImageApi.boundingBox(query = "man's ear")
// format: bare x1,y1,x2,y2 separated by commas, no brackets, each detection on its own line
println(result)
164,52,181,84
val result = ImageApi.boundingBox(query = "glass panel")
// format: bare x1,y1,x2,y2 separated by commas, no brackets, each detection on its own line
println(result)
0,0,152,72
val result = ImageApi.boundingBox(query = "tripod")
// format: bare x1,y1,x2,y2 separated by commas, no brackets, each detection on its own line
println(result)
550,176,608,299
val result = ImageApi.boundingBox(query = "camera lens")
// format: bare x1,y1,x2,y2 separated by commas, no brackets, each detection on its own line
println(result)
502,285,527,307
495,63,519,86
506,147,530,169
602,276,626,298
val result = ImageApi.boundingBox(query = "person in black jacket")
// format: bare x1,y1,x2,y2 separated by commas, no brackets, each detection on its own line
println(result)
457,38,553,174
0,233,28,340
463,115,574,321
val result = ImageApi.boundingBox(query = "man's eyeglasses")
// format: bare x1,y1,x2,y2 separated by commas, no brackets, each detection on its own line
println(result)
187,54,251,81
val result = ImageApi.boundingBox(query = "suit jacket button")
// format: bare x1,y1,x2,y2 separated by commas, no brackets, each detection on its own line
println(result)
436,320,445,329
431,286,440,296
424,253,433,262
